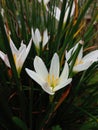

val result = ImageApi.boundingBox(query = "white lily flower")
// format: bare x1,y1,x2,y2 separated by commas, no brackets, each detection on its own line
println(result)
25,53,72,95
0,37,32,75
53,1,75,23
65,43,98,72
31,28,50,49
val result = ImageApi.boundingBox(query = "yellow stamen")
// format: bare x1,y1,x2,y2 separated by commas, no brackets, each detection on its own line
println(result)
13,54,21,76
46,74,59,88
75,58,83,66
13,54,17,64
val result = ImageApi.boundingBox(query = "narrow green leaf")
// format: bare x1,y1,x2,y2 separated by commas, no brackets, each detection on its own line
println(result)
12,116,28,130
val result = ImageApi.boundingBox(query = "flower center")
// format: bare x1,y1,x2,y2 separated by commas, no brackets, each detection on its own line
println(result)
13,54,17,64
75,58,83,66
46,74,59,88
13,54,21,75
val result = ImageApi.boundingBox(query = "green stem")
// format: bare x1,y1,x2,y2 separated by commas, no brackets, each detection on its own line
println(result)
39,102,56,130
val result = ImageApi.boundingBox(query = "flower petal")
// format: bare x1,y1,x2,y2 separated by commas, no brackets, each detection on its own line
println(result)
41,83,54,95
64,1,75,23
31,28,36,44
60,61,69,82
25,68,46,86
82,50,98,62
16,47,27,71
18,41,26,54
0,51,10,68
35,28,41,47
77,47,83,61
34,56,48,80
25,68,54,95
43,29,49,47
49,53,60,78
26,38,32,56
73,61,92,72
44,0,50,5
65,43,79,61
9,37,18,54
54,78,72,92
54,6,61,21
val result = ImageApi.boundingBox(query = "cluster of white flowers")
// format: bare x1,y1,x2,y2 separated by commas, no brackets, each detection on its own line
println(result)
0,30,98,95
0,0,98,95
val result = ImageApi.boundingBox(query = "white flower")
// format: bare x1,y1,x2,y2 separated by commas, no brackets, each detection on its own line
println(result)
31,28,50,49
0,37,32,75
65,43,98,72
53,1,75,23
25,53,72,95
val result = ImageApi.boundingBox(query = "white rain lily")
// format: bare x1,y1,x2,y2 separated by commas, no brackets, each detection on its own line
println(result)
25,53,72,95
0,37,32,75
53,1,75,23
31,28,50,49
65,43,98,72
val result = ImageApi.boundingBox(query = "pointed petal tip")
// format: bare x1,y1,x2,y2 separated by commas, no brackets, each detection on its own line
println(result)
79,40,84,45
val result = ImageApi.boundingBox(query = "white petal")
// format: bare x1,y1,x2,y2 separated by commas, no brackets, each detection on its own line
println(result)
0,51,10,68
25,68,54,95
34,56,48,80
65,43,79,61
41,83,54,95
35,28,41,47
44,0,50,5
82,50,98,62
31,28,36,44
64,1,75,23
14,39,32,72
0,51,6,61
60,61,69,82
73,61,93,72
54,7,61,21
1,8,4,17
16,48,27,71
18,41,26,54
78,47,83,60
54,78,72,92
26,38,32,56
25,68,46,86
65,50,72,61
49,53,60,78
42,29,49,47
9,37,18,54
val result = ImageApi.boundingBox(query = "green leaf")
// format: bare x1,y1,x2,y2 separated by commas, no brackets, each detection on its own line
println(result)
52,125,62,130
80,120,98,130
12,116,28,130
